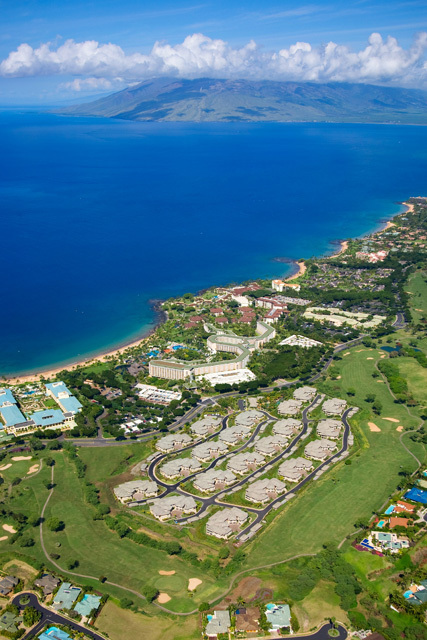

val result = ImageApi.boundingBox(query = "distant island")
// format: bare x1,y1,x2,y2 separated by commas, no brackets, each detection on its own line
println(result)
58,77,427,124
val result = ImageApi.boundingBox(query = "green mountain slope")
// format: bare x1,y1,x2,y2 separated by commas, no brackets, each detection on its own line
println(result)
59,77,427,123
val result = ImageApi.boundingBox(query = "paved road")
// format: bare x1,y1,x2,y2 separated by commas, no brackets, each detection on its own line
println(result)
12,592,106,640
392,311,406,329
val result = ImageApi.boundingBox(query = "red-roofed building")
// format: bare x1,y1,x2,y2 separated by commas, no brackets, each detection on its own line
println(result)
394,501,416,514
211,308,224,316
216,317,228,324
189,316,203,323
389,517,409,529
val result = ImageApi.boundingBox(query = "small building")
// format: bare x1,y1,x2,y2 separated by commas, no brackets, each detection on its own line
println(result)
156,433,192,453
34,573,60,596
74,593,102,617
278,457,313,482
255,434,287,457
150,495,197,521
227,452,265,475
273,419,301,438
192,440,228,462
235,607,260,634
317,419,342,440
0,575,19,596
277,399,302,416
245,478,286,504
52,582,81,610
190,416,222,438
114,480,158,503
205,610,231,638
304,438,337,461
293,386,317,402
160,458,202,479
0,611,22,635
193,469,236,493
206,507,248,539
322,397,347,416
266,603,291,631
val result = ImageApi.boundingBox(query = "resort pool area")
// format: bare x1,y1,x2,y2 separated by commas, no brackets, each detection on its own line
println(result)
385,505,395,515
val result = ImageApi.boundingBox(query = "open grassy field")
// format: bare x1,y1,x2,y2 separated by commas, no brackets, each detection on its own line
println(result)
406,270,427,325
396,357,427,408
293,580,349,631
245,347,424,568
95,599,200,640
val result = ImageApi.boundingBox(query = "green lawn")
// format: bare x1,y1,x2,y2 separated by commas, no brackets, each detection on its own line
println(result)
293,580,349,632
406,270,427,325
396,357,427,408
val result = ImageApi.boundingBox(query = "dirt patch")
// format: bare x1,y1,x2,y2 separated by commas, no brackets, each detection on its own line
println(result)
188,578,202,591
157,592,171,604
218,576,262,607
396,426,404,432
12,456,32,461
368,422,381,432
377,380,384,383
0,536,8,542
412,547,427,566
0,464,12,471
27,464,39,475
383,417,399,423
159,570,176,576
2,524,16,533
337,376,341,379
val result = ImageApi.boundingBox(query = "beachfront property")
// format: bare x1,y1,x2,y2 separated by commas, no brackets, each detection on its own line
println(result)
219,425,251,446
272,279,301,293
278,457,314,482
205,610,231,638
134,383,181,405
356,249,388,263
45,382,82,415
303,306,385,329
150,495,197,521
190,415,222,438
317,419,343,439
254,434,287,457
227,452,265,475
192,440,228,462
156,433,192,453
322,397,347,416
160,458,202,479
52,582,81,611
196,368,256,386
206,507,248,539
293,386,317,402
273,418,302,438
266,603,291,631
370,531,410,553
193,469,236,493
149,321,275,380
277,398,302,416
114,480,159,503
245,478,286,504
279,335,322,348
304,438,337,461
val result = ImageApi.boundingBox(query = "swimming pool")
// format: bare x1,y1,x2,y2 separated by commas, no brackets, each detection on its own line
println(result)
207,615,213,621
404,590,414,599
384,505,395,515
266,603,276,611
377,520,386,528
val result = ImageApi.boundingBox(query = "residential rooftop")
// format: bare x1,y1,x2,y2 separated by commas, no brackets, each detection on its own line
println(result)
273,418,302,437
245,478,286,503
206,507,248,539
278,457,313,482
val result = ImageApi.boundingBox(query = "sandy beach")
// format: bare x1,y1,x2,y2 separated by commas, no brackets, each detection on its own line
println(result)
329,240,349,258
286,260,307,281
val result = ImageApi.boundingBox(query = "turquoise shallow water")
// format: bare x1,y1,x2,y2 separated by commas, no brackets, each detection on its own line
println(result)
1,112,427,376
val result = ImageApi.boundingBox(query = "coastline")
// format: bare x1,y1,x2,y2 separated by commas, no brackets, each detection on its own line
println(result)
4,201,411,384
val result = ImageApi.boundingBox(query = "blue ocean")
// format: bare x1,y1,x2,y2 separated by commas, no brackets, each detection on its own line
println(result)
1,111,427,376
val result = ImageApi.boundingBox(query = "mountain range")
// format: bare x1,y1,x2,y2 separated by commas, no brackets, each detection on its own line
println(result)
60,77,427,124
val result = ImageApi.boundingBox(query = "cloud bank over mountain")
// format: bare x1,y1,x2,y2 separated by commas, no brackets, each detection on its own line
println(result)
1,32,427,90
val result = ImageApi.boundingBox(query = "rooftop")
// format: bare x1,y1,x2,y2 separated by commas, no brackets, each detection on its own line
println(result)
273,418,301,437
278,457,313,481
246,478,286,503
30,409,65,427
0,404,26,427
206,507,248,538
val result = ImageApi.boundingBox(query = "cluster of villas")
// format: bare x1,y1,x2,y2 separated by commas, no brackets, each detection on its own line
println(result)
0,382,82,435
205,602,291,639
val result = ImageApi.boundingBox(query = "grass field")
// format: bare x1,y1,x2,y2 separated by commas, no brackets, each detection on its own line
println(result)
396,357,427,408
406,270,427,325
245,348,424,568
95,600,200,640
293,581,349,631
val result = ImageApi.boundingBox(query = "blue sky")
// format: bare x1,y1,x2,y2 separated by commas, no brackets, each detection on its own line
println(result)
1,0,427,104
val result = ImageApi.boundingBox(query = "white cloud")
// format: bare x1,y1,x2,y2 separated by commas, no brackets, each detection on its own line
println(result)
1,32,427,89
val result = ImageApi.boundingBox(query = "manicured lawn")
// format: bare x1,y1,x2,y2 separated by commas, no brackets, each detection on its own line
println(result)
397,357,427,407
406,270,427,325
79,443,152,484
293,580,348,632
246,348,424,569
95,599,200,640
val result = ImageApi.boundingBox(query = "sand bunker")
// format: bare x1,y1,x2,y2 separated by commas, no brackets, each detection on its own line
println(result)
3,524,16,534
337,375,341,379
396,426,404,432
157,592,171,603
27,464,39,475
368,422,381,432
12,456,32,461
383,417,399,423
0,536,8,542
343,352,351,357
188,578,202,591
377,380,384,383
366,357,374,360
0,464,12,471
159,570,176,576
